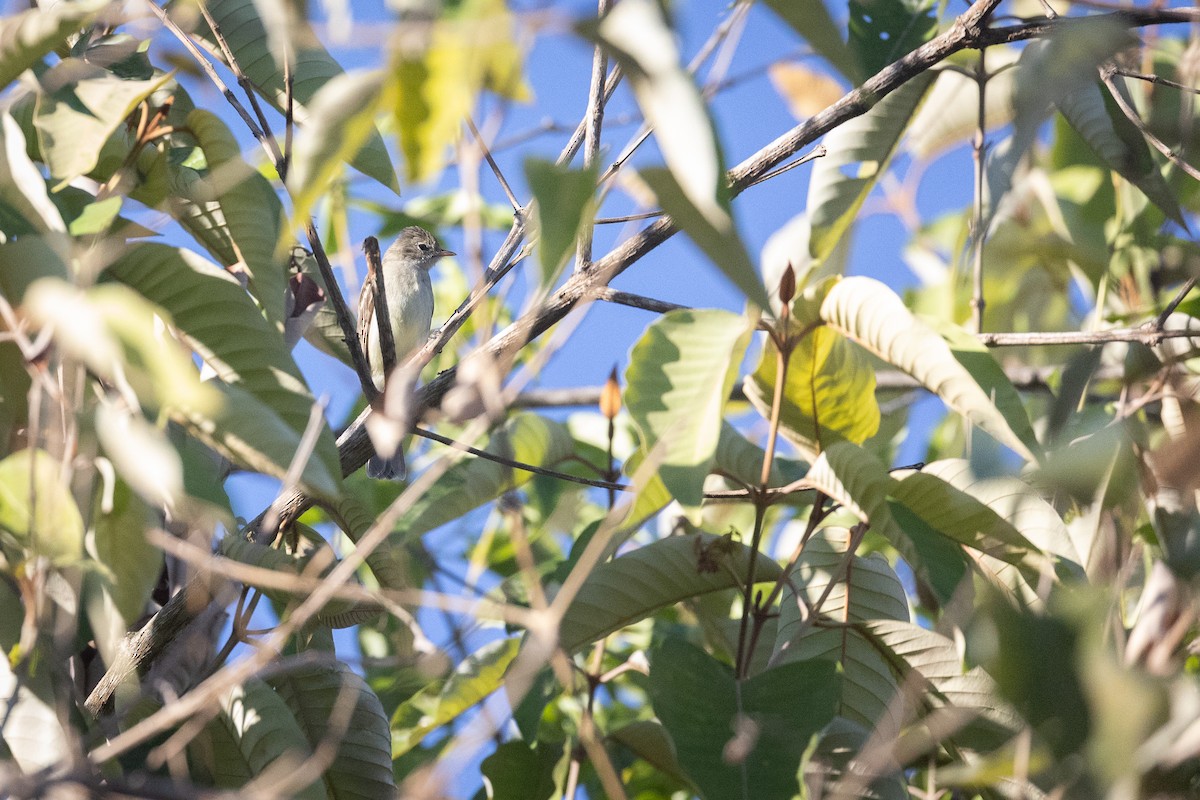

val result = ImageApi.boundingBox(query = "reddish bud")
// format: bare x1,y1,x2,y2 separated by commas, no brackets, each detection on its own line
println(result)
778,263,796,305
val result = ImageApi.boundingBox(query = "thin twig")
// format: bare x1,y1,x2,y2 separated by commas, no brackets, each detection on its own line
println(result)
466,116,520,211
1156,277,1197,330
1102,68,1200,182
196,0,283,167
739,145,827,190
594,209,666,225
971,49,989,334
592,287,685,314
575,0,612,273
978,326,1200,346
305,221,377,398
1112,66,1200,95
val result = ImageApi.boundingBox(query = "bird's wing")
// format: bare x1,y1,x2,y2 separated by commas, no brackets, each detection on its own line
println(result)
357,271,375,354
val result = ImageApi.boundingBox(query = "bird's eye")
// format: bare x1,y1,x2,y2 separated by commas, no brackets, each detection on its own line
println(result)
418,243,430,252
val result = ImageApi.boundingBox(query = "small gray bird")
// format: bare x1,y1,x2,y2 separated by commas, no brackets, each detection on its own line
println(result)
358,226,454,479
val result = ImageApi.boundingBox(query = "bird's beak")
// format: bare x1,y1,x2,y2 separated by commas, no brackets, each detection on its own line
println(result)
436,248,455,259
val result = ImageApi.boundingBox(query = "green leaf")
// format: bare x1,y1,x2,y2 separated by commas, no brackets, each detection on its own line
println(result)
524,158,598,286
640,167,771,310
269,660,396,800
803,717,908,799
773,527,908,729
390,0,530,183
90,476,163,627
191,0,397,192
592,0,728,246
0,448,84,565
0,112,65,233
391,637,520,758
22,278,220,416
820,277,1038,462
104,244,341,496
608,720,691,786
745,289,880,458
0,235,69,303
807,75,933,262
558,532,784,654
479,741,557,800
387,413,573,542
189,679,326,799
625,309,753,509
932,320,1043,462
760,0,859,82
1058,80,1183,226
288,69,387,226
0,649,70,771
32,60,169,184
649,637,839,800
848,0,936,78
0,0,107,89
186,109,287,329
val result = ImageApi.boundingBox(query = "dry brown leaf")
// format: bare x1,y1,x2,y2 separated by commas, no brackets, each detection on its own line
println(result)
769,62,846,121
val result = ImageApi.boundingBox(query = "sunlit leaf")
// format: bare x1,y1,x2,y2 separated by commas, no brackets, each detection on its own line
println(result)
0,448,84,565
0,651,70,771
745,286,880,458
189,0,398,192
525,158,598,286
625,309,753,509
558,532,784,654
288,69,387,227
391,0,530,183
807,76,933,262
760,0,858,82
0,0,107,88
391,637,520,757
820,277,1038,462
32,60,169,184
593,0,725,233
650,637,839,800
640,167,771,311
0,112,65,233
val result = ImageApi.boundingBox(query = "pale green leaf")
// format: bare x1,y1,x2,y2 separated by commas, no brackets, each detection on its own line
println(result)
908,49,1020,159
1057,80,1183,225
807,75,933,262
525,158,598,286
191,0,397,191
558,532,784,654
0,112,64,234
269,660,396,800
0,652,70,771
760,0,858,82
625,309,753,509
391,637,520,757
289,69,387,226
820,276,1037,462
32,60,169,183
186,109,287,329
91,478,162,627
22,278,221,416
390,0,530,183
594,0,725,232
774,527,908,729
0,0,107,88
0,448,84,565
104,244,341,496
640,167,771,310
